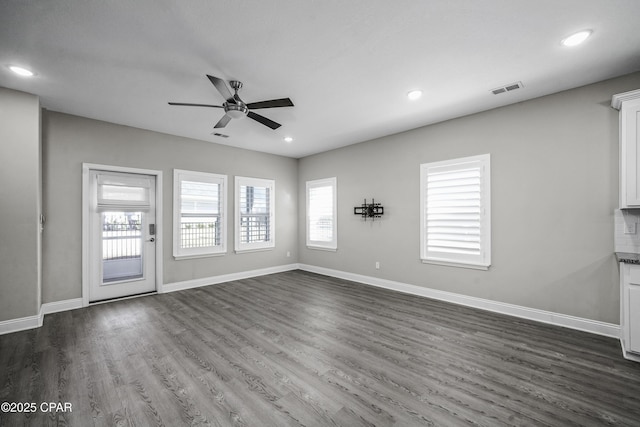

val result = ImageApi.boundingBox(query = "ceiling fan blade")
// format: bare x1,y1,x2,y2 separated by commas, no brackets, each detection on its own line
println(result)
207,75,235,104
168,102,223,108
247,111,281,130
246,98,294,109
214,114,232,129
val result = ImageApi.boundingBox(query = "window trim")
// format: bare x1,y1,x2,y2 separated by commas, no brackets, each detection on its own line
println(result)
420,154,491,270
306,177,338,251
234,176,275,253
173,169,227,260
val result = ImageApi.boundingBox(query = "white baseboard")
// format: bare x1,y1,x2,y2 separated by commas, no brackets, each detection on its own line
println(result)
298,264,621,339
620,340,640,362
41,298,84,315
0,265,621,340
0,312,42,335
0,264,299,335
0,298,84,335
162,263,299,293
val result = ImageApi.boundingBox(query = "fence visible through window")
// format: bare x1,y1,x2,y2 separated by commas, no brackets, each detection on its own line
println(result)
102,211,143,283
180,218,219,248
239,214,270,243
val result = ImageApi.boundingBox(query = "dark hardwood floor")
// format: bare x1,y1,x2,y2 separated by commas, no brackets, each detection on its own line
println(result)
2,270,640,426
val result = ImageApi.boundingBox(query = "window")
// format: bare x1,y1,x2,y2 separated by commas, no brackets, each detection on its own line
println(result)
235,176,275,252
306,177,337,250
173,170,227,259
420,154,491,270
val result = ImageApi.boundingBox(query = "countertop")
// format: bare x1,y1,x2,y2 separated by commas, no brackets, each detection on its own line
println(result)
616,252,640,264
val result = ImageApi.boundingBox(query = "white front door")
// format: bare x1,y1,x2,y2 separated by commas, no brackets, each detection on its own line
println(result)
89,170,157,302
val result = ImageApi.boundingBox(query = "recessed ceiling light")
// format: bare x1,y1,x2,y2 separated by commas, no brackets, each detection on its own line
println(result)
561,30,592,47
284,136,293,143
407,90,423,101
8,65,35,77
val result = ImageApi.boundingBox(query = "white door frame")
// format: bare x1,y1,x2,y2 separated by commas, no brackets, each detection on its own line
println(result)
82,163,163,307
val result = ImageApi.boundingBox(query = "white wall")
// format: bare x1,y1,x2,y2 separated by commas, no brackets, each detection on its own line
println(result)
42,112,298,303
298,72,640,324
0,87,41,321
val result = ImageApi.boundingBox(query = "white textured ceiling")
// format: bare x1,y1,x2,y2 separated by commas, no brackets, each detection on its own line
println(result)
1,1,640,158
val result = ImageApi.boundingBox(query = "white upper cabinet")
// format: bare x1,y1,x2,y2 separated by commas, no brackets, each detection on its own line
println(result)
614,89,640,208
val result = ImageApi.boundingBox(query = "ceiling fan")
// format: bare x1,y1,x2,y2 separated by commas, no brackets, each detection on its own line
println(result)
168,75,294,130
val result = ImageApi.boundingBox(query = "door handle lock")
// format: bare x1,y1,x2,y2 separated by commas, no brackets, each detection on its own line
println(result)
147,237,155,243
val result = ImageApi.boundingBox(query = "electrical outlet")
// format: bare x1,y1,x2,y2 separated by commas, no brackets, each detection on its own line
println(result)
625,223,637,234
375,261,380,269
286,251,291,257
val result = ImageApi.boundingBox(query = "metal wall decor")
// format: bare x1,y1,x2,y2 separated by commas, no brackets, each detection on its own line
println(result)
354,198,384,220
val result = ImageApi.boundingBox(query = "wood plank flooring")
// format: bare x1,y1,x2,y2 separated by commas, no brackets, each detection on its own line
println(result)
2,270,640,426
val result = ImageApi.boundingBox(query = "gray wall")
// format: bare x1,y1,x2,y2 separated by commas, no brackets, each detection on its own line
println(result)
298,72,640,324
0,87,41,321
42,112,298,303
9,71,640,325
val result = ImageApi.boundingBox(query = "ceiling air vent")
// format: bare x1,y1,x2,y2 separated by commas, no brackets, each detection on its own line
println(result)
212,132,229,138
491,81,523,95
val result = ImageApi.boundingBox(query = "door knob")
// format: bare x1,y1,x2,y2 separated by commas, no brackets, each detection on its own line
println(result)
146,237,155,242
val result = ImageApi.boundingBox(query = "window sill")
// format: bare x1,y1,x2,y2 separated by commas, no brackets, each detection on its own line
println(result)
306,245,337,252
235,247,275,254
174,252,226,260
421,259,490,271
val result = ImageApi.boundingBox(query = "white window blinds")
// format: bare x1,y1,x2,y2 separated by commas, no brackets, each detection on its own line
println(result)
306,177,337,250
420,154,491,269
97,172,151,209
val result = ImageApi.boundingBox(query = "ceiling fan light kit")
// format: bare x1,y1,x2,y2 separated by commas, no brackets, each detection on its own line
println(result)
169,74,294,131
224,103,248,119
